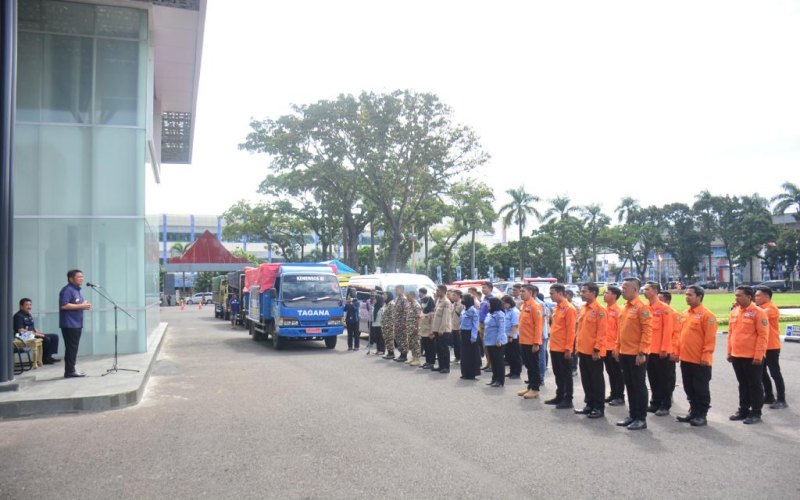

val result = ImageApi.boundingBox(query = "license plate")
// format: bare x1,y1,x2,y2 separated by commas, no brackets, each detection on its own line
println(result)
306,328,322,334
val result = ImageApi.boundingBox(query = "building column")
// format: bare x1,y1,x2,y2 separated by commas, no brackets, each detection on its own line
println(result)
1,0,17,383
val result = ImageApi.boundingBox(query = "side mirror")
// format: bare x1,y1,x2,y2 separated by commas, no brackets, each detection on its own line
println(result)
267,289,277,299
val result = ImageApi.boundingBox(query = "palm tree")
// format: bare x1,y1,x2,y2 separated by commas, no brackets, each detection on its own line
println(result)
771,181,800,220
498,187,541,276
544,196,580,280
581,204,610,281
169,242,188,258
693,190,717,281
614,197,640,278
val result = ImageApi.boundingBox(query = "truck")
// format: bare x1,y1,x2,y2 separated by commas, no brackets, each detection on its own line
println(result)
212,275,228,318
246,263,345,350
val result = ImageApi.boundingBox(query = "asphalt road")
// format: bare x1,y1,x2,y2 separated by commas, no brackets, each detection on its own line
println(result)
2,307,799,499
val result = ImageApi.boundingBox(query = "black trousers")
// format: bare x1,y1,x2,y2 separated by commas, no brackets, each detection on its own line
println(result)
762,349,786,402
436,332,451,370
520,344,541,391
550,351,573,402
486,345,505,384
41,333,59,360
505,338,522,376
422,337,436,365
460,330,481,378
603,354,625,400
346,322,359,348
647,354,674,409
370,326,385,352
620,354,648,420
579,353,605,410
451,330,461,361
61,327,82,375
732,357,765,416
680,361,712,417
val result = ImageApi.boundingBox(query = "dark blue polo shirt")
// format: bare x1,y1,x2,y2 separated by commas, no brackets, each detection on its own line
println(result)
59,283,85,329
13,311,35,333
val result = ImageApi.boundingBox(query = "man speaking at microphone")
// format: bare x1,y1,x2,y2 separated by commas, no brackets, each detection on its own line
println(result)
59,269,92,378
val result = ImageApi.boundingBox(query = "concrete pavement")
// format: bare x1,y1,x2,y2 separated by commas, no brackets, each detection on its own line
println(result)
1,307,799,499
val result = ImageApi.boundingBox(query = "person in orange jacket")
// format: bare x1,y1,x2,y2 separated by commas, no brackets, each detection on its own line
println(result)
727,285,768,425
574,283,608,418
754,286,787,409
613,277,652,431
643,282,675,416
673,285,717,426
517,285,544,399
658,290,684,411
603,286,625,406
545,283,577,409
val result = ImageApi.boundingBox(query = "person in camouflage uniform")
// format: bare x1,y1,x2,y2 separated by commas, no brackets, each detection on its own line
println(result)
406,291,423,366
381,291,396,359
392,285,410,362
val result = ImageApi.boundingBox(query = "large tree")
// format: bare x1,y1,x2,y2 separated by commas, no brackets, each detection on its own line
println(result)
543,196,580,280
580,203,611,280
222,200,309,262
241,90,488,271
662,203,706,281
498,186,540,274
771,181,800,219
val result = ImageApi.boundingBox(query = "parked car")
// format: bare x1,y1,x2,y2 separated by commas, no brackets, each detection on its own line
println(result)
186,292,212,304
757,280,790,293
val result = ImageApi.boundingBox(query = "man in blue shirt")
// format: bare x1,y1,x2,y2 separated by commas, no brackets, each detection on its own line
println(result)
479,281,493,371
59,269,92,378
13,298,60,364
230,296,240,329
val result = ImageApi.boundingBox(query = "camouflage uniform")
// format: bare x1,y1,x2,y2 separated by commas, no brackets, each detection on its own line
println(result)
382,300,395,351
393,294,409,354
408,298,422,360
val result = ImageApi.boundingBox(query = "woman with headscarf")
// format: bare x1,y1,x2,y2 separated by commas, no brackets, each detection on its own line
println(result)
459,294,481,380
370,292,385,355
483,297,507,387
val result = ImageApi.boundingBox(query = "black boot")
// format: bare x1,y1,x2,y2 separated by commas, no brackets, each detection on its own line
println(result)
382,350,395,360
394,352,408,362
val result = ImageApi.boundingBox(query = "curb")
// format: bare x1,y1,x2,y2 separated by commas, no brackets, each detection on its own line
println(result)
0,323,168,420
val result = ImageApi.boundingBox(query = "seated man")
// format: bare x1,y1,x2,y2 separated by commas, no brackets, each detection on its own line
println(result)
13,297,60,364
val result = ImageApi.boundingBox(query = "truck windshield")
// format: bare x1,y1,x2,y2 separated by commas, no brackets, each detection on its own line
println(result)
280,274,341,307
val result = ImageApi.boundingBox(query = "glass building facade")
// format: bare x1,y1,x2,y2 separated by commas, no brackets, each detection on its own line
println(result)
13,0,159,354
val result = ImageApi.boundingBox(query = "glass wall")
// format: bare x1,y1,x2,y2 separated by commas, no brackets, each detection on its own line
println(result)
14,0,152,355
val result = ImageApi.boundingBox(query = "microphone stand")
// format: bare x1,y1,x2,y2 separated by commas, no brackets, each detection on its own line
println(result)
88,285,139,376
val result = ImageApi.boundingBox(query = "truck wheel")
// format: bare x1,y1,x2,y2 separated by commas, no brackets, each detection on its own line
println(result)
252,322,265,341
272,332,284,350
324,336,337,349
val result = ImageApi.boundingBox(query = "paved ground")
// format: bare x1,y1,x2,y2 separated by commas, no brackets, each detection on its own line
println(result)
1,307,799,499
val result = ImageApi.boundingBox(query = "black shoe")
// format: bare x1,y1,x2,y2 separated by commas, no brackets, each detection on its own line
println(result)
394,354,408,362
676,414,694,423
627,419,647,431
587,409,605,419
439,369,450,374
604,395,613,403
608,398,625,407
763,396,776,405
489,381,502,388
505,373,520,379
655,408,670,417
523,379,529,384
689,416,707,427
544,398,562,405
420,363,432,369
382,352,395,360
743,415,762,425
459,376,475,380
482,366,492,372
647,404,658,413
574,406,591,415
616,417,634,427
555,401,574,410
770,401,788,409
64,371,86,378
729,412,747,421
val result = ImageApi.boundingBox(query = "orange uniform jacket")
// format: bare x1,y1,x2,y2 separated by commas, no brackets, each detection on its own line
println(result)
761,302,781,350
649,300,674,354
604,302,620,353
549,299,577,353
576,300,607,356
616,296,652,355
671,310,686,355
675,305,717,365
518,298,544,345
728,303,768,360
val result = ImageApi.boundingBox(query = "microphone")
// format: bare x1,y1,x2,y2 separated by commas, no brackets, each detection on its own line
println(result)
87,282,100,288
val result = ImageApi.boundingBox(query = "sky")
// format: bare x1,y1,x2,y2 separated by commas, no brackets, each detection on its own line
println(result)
149,0,800,234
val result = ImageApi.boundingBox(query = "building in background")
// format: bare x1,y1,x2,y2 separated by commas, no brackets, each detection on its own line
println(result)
8,0,206,367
